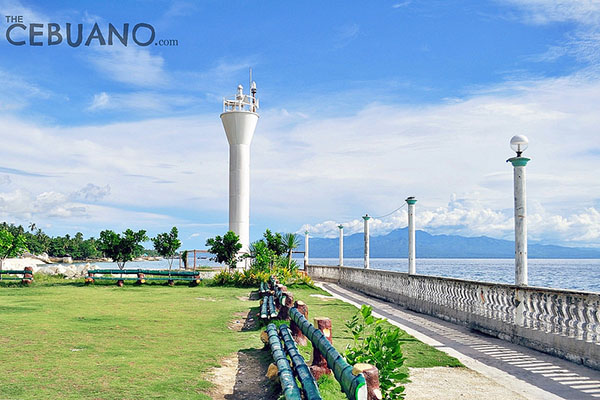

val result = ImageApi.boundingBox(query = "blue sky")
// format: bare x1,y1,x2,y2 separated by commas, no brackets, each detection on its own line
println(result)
0,0,599,250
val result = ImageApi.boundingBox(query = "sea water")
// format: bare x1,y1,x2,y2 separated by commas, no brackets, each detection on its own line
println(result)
305,258,600,293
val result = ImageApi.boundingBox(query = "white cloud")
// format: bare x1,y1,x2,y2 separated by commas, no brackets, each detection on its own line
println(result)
71,183,110,202
392,1,412,8
87,91,196,112
0,68,52,110
334,23,360,48
88,92,111,110
0,54,599,247
89,46,167,87
502,0,600,25
301,195,600,247
503,0,600,66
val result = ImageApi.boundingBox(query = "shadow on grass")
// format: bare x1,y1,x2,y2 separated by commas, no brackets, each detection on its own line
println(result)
242,307,261,332
225,348,279,400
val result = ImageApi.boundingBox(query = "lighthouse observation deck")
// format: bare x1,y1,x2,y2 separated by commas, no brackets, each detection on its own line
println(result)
222,84,259,113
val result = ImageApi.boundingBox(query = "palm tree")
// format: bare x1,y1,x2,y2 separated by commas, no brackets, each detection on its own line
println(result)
283,233,300,269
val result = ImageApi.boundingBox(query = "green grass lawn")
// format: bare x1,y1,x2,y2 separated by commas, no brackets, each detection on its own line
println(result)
0,276,461,399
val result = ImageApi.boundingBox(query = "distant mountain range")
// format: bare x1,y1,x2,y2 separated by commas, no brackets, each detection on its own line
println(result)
298,228,600,259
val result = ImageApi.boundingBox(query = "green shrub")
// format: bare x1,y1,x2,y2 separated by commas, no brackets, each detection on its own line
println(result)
210,266,313,288
345,305,407,400
210,269,270,287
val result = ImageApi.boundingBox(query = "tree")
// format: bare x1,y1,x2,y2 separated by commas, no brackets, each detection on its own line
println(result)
206,231,242,270
264,229,286,257
0,229,28,271
98,229,149,270
283,233,300,269
152,227,181,271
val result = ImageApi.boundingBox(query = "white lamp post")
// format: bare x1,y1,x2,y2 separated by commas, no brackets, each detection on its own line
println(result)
304,230,309,268
406,197,417,275
338,224,344,267
507,135,530,286
363,214,370,269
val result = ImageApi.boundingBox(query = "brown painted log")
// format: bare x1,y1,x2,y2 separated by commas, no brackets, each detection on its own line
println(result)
260,330,270,346
266,363,279,381
278,291,294,320
21,267,33,285
353,363,382,400
310,317,332,380
116,279,124,287
291,300,308,346
136,273,145,285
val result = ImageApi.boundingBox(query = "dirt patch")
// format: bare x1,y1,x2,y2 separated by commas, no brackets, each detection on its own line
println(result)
228,310,259,332
207,349,278,400
237,291,260,302
403,367,528,400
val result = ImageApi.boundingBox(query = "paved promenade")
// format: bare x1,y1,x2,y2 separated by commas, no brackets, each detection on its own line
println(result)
319,282,600,400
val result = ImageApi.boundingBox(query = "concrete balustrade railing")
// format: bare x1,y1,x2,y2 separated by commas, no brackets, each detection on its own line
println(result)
307,264,600,371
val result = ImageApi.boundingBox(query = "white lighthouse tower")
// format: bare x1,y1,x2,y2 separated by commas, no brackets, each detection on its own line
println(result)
220,82,259,267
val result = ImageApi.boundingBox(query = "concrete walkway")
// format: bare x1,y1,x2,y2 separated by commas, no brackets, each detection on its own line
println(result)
318,282,600,400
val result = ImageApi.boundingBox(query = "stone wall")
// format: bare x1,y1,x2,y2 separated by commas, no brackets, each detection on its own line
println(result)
307,264,600,371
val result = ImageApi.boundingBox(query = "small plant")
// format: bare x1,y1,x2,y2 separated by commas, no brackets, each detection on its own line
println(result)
210,269,270,287
248,240,273,273
181,250,188,269
344,305,407,400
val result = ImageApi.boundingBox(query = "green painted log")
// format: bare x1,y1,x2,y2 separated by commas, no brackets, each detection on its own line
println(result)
89,269,197,276
0,270,29,274
280,324,322,400
274,284,285,304
0,277,22,280
92,277,139,281
268,295,278,318
138,277,200,281
266,323,302,400
259,281,268,295
289,307,367,400
138,269,197,276
260,297,269,319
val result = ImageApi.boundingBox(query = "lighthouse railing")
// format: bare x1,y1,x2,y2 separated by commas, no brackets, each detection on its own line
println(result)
222,96,259,113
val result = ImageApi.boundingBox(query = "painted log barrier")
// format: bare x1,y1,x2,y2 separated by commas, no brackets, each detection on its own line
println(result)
261,277,379,399
307,264,600,371
0,267,34,284
266,323,303,400
280,324,322,400
289,307,368,400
